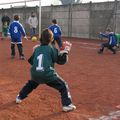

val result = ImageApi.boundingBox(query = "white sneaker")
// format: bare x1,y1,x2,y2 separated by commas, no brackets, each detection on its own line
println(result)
19,56,25,60
62,104,76,112
16,95,22,104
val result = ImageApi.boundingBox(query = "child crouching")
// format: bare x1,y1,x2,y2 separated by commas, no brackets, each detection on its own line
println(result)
16,28,76,112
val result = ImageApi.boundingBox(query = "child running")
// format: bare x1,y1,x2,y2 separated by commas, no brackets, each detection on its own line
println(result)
16,28,76,112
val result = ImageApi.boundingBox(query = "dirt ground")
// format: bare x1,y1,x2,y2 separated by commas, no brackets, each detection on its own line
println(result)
0,38,120,120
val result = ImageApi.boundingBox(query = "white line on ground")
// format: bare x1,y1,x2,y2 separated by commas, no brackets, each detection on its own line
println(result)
71,41,100,46
71,41,120,53
88,110,120,120
80,46,98,50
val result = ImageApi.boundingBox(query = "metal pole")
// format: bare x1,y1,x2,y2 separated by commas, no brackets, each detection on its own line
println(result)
89,1,92,39
70,0,73,38
70,2,73,38
24,0,27,32
25,0,26,6
68,4,70,37
39,0,41,38
113,0,117,33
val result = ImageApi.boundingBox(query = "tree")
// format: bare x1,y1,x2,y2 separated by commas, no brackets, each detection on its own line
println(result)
59,0,80,5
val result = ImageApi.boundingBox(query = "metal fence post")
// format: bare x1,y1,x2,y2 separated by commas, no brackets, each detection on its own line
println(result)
113,0,117,33
89,1,92,39
68,3,72,38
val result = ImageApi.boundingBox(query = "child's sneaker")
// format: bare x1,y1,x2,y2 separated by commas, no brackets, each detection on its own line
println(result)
19,56,25,60
16,95,22,104
62,104,76,112
98,49,103,54
113,50,116,54
11,55,15,59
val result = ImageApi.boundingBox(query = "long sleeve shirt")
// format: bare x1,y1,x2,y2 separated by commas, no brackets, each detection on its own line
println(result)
8,20,26,44
28,16,38,28
100,32,117,46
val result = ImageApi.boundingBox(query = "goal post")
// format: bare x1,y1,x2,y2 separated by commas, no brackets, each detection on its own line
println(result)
39,0,41,37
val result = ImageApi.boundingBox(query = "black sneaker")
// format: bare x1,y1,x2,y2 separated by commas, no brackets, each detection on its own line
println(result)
113,51,116,54
98,50,103,54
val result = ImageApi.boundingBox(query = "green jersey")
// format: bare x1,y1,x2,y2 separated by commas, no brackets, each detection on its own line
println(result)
115,33,120,44
28,44,67,84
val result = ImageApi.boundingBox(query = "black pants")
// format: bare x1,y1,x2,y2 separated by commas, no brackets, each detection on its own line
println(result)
100,43,116,53
30,27,36,38
11,43,24,57
18,78,72,106
52,37,62,49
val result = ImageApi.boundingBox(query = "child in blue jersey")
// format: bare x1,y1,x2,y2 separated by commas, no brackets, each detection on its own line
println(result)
16,28,76,112
98,28,117,54
48,19,62,49
8,15,28,60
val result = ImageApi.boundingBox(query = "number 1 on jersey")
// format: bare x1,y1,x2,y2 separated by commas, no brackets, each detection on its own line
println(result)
36,54,44,71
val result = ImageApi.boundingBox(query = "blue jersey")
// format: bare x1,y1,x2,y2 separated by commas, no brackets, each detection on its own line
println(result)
8,21,26,44
48,24,61,39
100,32,117,46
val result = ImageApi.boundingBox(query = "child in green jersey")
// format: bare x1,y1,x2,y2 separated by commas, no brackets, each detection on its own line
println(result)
16,28,76,112
115,33,120,48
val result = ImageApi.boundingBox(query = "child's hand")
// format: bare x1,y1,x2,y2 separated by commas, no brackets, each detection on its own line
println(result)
24,36,28,40
60,41,72,54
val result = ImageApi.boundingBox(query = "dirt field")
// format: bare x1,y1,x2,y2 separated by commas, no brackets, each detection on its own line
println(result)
0,38,120,120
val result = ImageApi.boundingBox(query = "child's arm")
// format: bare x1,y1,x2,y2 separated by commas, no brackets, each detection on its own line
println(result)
58,26,62,36
56,41,72,65
28,44,40,65
100,32,108,38
56,53,68,65
20,24,28,40
28,53,34,65
19,23,26,38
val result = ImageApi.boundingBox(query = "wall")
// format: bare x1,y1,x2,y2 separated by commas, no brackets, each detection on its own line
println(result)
0,1,119,39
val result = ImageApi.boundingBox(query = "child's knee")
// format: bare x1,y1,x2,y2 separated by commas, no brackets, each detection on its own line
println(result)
28,80,38,89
